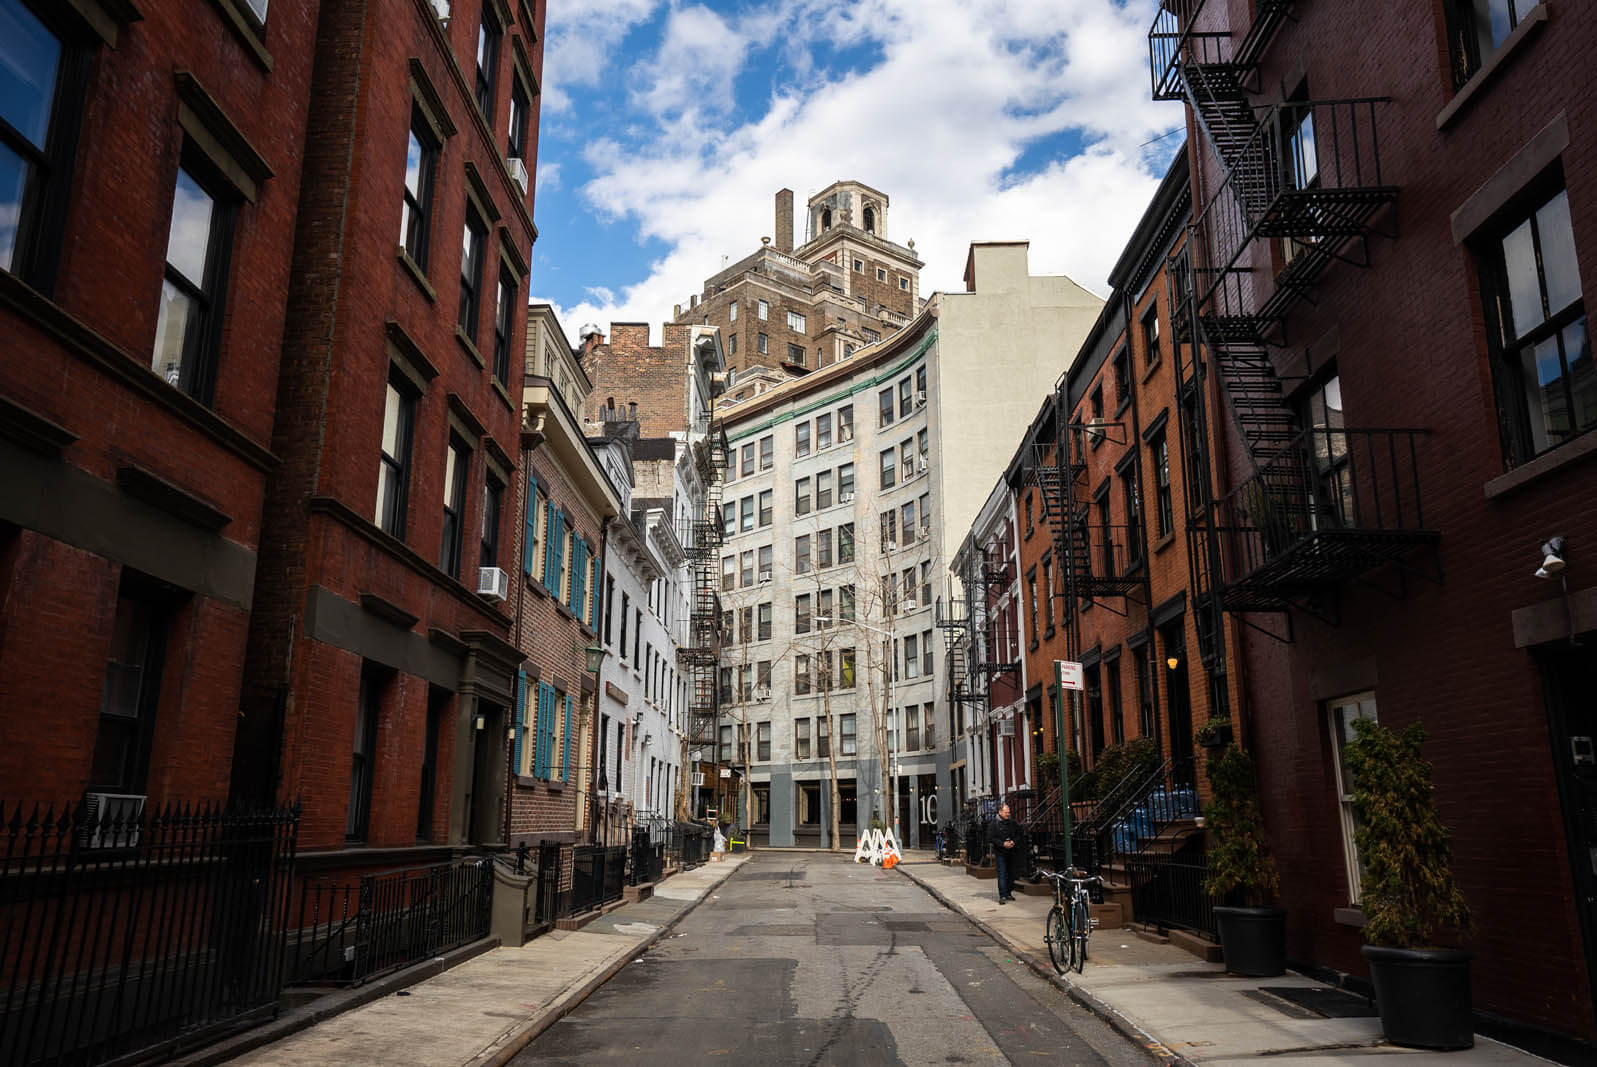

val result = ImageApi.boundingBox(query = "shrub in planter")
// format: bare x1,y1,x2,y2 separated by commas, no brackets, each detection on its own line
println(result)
1195,716,1233,750
1203,744,1285,976
1347,718,1474,1050
1038,751,1061,792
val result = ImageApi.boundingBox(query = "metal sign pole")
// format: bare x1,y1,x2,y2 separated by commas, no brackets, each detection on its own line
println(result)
1055,659,1073,873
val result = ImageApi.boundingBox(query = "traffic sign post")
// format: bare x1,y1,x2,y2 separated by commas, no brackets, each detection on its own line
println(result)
1054,660,1076,872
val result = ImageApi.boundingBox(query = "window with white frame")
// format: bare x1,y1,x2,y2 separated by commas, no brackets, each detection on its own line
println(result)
787,309,805,332
1327,692,1379,904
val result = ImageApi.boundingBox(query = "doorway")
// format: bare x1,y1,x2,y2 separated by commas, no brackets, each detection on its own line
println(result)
468,700,506,846
1539,637,1597,1035
1161,625,1194,787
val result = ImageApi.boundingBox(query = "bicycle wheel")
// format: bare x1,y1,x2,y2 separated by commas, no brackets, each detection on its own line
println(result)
1073,895,1090,973
1046,904,1072,975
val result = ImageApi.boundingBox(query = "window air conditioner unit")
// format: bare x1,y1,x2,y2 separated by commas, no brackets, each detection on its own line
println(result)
754,685,771,703
81,792,146,849
838,491,854,504
759,571,772,584
1086,417,1107,443
916,457,927,475
478,566,509,601
902,599,917,613
999,717,1015,737
916,390,926,408
506,157,528,196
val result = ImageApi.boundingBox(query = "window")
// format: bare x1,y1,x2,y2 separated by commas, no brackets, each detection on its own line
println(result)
838,523,855,564
853,258,863,272
741,495,754,532
796,421,811,457
879,387,895,427
758,722,771,761
1027,569,1039,643
906,707,920,750
1090,386,1105,434
901,566,916,609
899,276,909,290
817,470,833,510
492,264,516,385
795,654,811,695
1301,376,1353,525
817,528,833,568
91,582,170,794
1328,692,1379,902
760,435,774,470
526,474,547,582
757,332,768,355
879,448,896,489
459,206,488,341
1142,303,1161,368
758,489,773,527
1107,659,1124,745
740,550,754,588
474,6,500,121
723,501,736,537
787,343,806,364
787,309,805,331
880,509,896,550
796,593,811,633
840,714,857,756
1121,466,1143,568
1094,486,1113,577
899,377,913,418
838,405,854,441
0,0,78,286
757,299,769,320
904,634,919,679
440,437,469,576
758,602,772,640
481,474,502,567
900,500,915,541
796,718,811,758
1447,0,1530,87
839,648,856,688
152,162,236,402
795,534,812,574
758,544,772,581
1041,555,1054,630
721,555,735,591
348,667,385,840
817,715,831,757
901,439,915,479
376,373,416,538
719,725,734,762
1483,186,1592,462
839,583,856,623
923,631,934,676
838,463,855,501
1152,430,1174,538
1113,348,1131,413
719,667,733,705
816,413,832,450
741,442,754,476
817,588,833,628
795,477,811,516
418,690,444,839
729,334,737,355
508,76,530,165
876,267,886,281
920,561,932,610
863,327,880,343
729,300,738,321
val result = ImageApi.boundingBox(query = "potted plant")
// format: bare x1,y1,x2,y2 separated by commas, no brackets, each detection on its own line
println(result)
1195,715,1233,751
1204,744,1286,977
1038,751,1061,792
1346,718,1473,1050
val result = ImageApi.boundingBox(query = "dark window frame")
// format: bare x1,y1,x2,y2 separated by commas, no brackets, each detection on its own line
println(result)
459,204,488,342
401,106,439,270
440,435,470,577
377,370,417,539
474,5,501,124
153,152,238,406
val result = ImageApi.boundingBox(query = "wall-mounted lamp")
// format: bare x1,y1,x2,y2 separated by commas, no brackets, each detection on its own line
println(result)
1535,536,1568,580
633,709,644,727
474,715,485,731
580,640,609,674
1166,655,1180,671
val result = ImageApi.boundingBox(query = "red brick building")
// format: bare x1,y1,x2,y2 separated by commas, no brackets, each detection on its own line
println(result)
235,0,544,870
0,0,319,810
1152,0,1597,1049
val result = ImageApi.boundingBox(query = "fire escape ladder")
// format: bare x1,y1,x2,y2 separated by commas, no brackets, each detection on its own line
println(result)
686,421,727,750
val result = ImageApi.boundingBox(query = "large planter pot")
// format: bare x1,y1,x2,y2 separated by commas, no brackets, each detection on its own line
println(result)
1213,905,1286,977
1361,944,1474,1050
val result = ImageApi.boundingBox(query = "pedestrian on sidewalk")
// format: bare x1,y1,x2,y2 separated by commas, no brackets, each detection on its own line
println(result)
988,802,1021,904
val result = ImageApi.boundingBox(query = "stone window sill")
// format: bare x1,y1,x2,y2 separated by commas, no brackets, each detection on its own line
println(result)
1436,4,1548,131
1484,429,1597,499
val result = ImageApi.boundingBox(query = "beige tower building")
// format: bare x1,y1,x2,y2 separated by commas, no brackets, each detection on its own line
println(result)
673,182,925,377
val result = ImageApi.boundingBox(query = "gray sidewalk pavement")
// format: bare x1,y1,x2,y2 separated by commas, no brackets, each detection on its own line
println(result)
894,854,1554,1066
200,856,749,1067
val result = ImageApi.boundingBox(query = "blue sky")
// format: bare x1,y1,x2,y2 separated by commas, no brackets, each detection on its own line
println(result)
530,0,1183,334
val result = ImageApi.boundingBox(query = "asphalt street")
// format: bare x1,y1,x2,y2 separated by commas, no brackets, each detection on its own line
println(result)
512,852,1152,1066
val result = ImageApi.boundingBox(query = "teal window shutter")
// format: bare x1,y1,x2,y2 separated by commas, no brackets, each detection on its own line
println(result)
523,476,538,577
571,537,586,615
533,682,546,778
562,693,573,779
590,548,604,628
545,508,563,591
542,503,557,588
542,683,556,779
513,670,526,773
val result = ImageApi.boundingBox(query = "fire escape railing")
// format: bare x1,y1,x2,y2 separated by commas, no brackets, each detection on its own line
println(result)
685,422,727,749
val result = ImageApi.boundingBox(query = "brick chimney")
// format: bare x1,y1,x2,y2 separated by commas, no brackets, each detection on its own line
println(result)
775,189,794,253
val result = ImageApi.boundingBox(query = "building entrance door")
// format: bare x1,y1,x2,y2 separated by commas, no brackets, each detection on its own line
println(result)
469,701,506,846
1161,625,1194,787
1539,637,1597,1035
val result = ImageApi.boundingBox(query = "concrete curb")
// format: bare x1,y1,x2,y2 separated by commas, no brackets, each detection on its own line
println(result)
466,860,749,1067
895,863,1195,1067
174,937,503,1067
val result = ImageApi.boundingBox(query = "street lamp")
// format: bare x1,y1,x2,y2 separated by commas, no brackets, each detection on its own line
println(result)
580,640,609,844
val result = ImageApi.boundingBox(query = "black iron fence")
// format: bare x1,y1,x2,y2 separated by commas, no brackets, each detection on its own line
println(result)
1,800,300,1067
563,845,626,917
630,829,664,886
669,820,712,867
288,858,492,987
1126,845,1219,938
495,844,561,935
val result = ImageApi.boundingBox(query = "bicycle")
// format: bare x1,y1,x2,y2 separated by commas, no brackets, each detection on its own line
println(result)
1037,866,1100,975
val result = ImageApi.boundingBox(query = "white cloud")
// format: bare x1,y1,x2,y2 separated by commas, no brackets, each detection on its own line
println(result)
536,0,1181,332
542,0,664,114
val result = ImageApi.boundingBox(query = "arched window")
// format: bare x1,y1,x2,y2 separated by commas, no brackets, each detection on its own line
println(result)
821,208,832,230
863,207,876,234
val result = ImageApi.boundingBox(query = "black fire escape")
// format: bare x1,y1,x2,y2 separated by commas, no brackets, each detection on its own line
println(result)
684,417,728,765
1150,0,1438,642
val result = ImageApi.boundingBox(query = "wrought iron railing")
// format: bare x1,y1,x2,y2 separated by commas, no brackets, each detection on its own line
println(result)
629,829,664,886
1206,427,1434,607
493,844,561,933
1,800,300,1067
564,845,627,916
288,858,493,987
1126,844,1220,938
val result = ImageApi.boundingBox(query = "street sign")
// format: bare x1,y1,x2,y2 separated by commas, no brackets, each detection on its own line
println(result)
1057,660,1084,691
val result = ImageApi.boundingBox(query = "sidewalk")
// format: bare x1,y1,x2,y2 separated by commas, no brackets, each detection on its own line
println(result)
190,856,749,1067
895,855,1552,1066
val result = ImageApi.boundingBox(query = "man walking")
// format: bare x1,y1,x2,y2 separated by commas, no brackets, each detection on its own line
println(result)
988,802,1021,903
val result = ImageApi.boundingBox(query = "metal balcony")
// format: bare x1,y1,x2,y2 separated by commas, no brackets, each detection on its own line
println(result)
1207,427,1438,613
